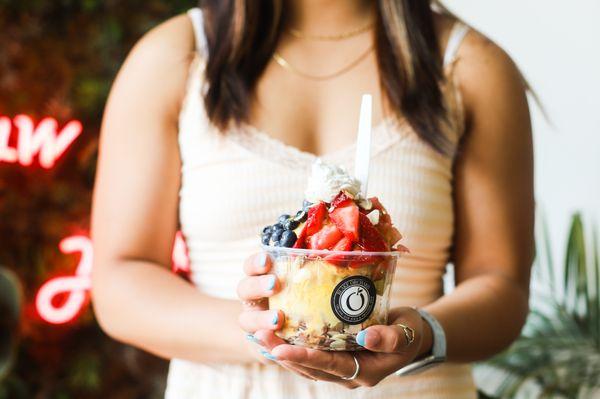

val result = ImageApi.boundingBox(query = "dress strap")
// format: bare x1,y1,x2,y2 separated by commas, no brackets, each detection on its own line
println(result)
443,21,470,67
187,8,208,57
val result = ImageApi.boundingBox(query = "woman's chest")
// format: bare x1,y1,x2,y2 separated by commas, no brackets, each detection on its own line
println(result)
178,129,455,258
248,51,384,159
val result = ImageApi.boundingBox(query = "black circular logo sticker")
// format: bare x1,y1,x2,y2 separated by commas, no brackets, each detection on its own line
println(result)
330,276,377,325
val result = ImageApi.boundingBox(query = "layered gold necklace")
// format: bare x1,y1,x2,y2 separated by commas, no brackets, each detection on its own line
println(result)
272,21,374,81
288,21,373,41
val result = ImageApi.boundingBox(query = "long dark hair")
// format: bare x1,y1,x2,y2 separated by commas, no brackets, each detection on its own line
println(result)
200,0,452,154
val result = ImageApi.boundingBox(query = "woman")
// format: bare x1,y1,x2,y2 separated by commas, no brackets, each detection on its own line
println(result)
91,0,534,398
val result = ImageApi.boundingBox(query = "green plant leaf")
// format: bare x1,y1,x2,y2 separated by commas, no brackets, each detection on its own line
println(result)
538,211,555,291
593,225,600,350
564,214,588,330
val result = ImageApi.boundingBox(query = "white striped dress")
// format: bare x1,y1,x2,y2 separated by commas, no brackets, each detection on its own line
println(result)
166,8,477,399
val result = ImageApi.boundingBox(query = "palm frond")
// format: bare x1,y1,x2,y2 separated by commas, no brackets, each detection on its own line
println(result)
536,211,556,291
564,214,588,331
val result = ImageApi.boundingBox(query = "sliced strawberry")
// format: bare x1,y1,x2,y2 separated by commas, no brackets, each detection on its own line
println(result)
330,191,353,209
358,213,389,252
331,236,353,251
308,222,344,250
346,247,379,269
386,227,403,248
329,201,359,242
306,202,327,236
395,243,410,253
369,197,392,226
349,214,391,269
368,197,404,248
324,236,353,266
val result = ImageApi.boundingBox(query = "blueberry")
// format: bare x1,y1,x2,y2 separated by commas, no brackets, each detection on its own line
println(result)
283,219,300,231
262,225,273,235
280,230,297,248
273,222,284,231
271,228,284,243
302,200,313,210
278,214,291,224
261,233,271,246
293,210,308,223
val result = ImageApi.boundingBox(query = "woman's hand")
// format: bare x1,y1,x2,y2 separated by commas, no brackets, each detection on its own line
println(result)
237,257,433,386
258,307,432,389
237,253,287,364
236,252,334,377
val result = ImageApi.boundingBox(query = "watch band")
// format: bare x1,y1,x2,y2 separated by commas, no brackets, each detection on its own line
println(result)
419,309,446,359
394,309,446,376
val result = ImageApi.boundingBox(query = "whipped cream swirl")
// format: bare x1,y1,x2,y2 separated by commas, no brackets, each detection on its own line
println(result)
304,160,362,203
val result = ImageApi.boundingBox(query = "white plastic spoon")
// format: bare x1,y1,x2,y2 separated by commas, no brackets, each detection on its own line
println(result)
354,94,372,198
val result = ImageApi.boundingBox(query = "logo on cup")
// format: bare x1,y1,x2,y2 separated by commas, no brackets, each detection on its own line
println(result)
330,276,376,325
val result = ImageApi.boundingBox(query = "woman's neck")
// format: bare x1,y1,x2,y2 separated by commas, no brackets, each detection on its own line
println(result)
286,0,374,35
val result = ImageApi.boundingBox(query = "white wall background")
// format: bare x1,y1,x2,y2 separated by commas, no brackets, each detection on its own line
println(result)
444,0,600,261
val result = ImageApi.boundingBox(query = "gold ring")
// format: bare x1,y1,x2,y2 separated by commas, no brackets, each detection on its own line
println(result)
396,323,415,346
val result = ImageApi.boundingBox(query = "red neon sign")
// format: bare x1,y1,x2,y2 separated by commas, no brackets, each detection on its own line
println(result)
36,233,190,325
0,114,82,169
35,236,93,324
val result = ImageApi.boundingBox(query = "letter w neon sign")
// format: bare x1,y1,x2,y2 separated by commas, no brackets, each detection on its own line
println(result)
0,115,82,169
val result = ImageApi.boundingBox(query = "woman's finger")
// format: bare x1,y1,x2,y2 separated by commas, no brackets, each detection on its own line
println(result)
263,356,323,383
255,345,356,387
270,344,357,379
238,309,284,333
278,361,318,382
249,340,321,382
243,252,271,276
252,329,286,350
247,335,318,382
241,297,268,312
279,360,358,388
236,274,278,301
251,329,343,383
356,310,422,353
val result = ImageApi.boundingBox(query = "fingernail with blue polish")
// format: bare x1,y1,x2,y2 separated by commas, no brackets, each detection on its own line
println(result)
267,275,276,291
272,311,279,325
260,349,278,361
258,252,268,268
356,330,367,347
246,334,261,344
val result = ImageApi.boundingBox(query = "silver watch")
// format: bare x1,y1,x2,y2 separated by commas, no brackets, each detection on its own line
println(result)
394,309,446,376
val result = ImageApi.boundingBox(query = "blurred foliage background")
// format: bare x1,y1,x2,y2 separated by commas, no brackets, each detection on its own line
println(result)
0,1,195,398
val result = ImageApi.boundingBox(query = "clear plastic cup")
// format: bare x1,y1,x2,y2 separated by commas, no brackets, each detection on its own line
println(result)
265,246,399,351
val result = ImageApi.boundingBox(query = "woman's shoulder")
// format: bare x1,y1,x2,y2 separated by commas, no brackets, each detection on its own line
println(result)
454,25,521,82
435,15,529,129
112,12,198,119
433,12,520,78
127,13,197,75
126,13,197,66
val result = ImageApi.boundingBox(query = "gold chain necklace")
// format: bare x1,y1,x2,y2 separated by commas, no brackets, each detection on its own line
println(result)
272,45,374,81
288,22,374,41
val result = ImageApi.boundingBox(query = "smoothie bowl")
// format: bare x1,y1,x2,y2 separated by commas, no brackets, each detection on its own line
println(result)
260,161,408,351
